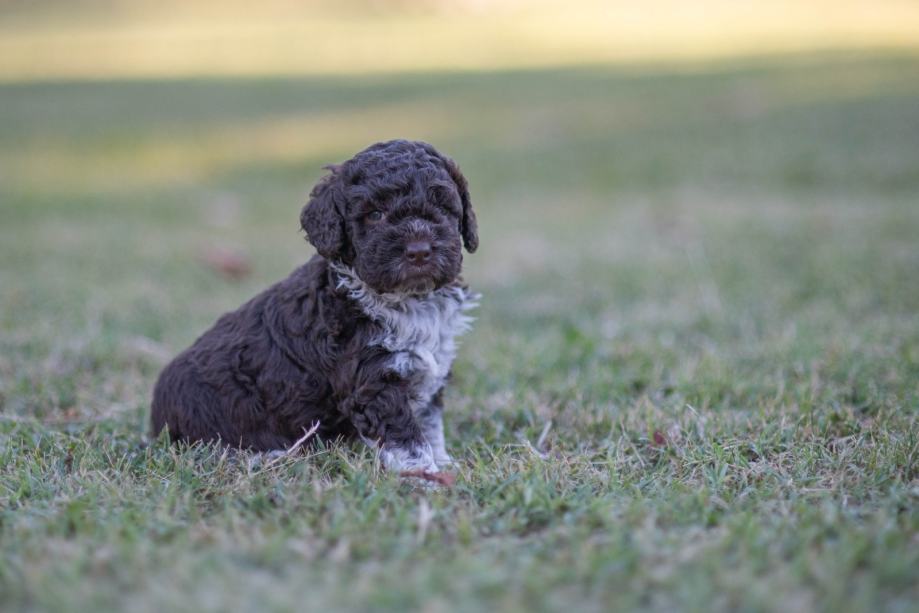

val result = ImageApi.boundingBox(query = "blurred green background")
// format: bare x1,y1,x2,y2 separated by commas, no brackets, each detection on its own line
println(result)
1,2,918,611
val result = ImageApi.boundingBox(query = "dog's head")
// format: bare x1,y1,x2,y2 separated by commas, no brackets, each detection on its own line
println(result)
301,140,478,294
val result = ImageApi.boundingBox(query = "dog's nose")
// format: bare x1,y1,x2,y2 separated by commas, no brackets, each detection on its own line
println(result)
404,240,432,265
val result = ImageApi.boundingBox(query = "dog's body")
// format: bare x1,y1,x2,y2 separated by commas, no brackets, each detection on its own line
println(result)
151,140,478,472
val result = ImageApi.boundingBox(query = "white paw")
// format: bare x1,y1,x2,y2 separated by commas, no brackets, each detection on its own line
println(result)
432,450,456,470
379,442,439,474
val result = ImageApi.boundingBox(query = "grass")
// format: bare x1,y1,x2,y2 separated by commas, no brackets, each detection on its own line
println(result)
1,52,919,612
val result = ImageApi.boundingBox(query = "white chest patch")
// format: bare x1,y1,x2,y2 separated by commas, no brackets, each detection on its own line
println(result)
331,262,478,411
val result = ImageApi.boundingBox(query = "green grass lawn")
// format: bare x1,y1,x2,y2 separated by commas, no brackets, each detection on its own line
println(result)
1,52,918,612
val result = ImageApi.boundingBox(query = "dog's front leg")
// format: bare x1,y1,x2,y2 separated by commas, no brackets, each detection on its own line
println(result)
340,368,438,473
416,390,454,469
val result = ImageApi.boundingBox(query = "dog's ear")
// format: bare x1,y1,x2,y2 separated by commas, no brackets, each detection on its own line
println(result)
301,165,350,261
442,156,478,253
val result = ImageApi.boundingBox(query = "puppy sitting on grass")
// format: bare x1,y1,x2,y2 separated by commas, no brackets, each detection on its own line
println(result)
151,140,478,476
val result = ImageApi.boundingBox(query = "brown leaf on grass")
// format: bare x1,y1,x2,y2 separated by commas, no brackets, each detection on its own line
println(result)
200,247,252,281
652,430,668,447
400,470,456,487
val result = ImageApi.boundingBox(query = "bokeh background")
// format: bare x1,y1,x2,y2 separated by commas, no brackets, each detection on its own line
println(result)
1,1,918,611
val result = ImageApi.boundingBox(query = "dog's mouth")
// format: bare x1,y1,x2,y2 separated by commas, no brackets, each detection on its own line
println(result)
395,269,440,295
350,238,461,296
333,260,454,301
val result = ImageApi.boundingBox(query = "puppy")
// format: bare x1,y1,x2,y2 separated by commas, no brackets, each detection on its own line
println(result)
151,140,478,473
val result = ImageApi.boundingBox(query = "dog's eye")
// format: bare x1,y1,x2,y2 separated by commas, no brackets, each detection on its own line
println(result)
365,211,384,223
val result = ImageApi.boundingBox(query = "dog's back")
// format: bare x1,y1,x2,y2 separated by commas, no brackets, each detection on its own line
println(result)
150,256,343,450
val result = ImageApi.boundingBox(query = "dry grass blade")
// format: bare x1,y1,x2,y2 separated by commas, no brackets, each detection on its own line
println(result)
283,422,322,455
256,421,322,471
536,420,553,452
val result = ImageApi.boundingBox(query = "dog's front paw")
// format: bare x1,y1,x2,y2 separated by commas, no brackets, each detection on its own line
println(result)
432,450,456,470
380,442,439,474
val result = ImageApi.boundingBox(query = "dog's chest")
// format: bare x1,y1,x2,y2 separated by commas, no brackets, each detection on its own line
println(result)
332,264,476,409
372,290,474,406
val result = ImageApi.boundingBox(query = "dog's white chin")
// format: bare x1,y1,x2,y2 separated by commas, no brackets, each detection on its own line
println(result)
330,261,451,301
398,278,437,295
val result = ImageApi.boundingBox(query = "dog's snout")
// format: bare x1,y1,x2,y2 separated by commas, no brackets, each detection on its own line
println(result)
404,240,432,265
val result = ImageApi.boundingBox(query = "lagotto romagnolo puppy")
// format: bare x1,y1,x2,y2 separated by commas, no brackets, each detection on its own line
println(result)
150,140,479,473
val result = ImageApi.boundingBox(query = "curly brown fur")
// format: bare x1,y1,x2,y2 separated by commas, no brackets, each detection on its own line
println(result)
150,140,478,473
